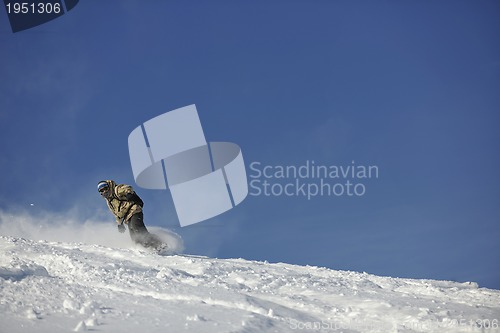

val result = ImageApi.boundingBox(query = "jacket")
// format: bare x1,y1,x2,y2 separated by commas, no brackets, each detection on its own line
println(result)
102,180,143,224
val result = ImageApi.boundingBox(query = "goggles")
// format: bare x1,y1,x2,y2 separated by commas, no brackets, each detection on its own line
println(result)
97,182,109,194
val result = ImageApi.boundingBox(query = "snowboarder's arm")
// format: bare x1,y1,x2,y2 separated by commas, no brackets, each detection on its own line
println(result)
114,184,134,200
117,221,126,233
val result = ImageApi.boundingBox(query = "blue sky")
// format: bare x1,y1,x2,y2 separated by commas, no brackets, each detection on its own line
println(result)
1,1,499,289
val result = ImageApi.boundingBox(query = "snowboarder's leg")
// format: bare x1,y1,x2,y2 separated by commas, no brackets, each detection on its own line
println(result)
128,212,162,249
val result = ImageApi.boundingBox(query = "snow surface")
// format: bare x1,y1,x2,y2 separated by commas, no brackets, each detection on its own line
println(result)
0,210,499,332
1,234,499,333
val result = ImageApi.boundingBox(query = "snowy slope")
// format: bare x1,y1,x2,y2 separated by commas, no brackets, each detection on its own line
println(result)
1,236,499,333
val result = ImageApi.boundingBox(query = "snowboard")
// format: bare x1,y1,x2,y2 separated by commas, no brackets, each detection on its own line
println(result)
133,233,170,255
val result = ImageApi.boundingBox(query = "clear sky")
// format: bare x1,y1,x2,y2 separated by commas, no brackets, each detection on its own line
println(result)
1,1,499,289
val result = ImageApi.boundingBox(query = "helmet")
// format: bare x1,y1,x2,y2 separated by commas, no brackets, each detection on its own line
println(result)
97,181,109,193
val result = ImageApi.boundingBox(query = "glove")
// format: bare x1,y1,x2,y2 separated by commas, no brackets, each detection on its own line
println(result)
117,223,126,233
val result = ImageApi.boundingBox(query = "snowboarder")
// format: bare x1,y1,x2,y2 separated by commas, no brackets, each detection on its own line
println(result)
97,180,163,250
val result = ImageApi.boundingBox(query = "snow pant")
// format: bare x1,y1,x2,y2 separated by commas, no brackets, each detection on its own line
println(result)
127,212,161,249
